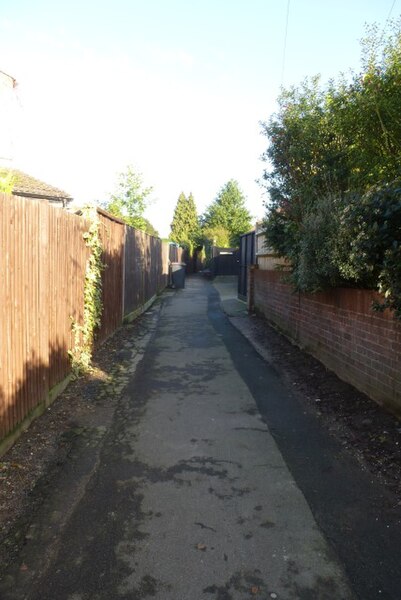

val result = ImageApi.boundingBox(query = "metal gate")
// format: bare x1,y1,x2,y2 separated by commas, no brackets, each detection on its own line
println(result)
238,231,255,300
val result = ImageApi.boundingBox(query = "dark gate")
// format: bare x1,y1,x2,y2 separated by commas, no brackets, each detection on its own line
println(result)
238,231,255,300
210,247,240,277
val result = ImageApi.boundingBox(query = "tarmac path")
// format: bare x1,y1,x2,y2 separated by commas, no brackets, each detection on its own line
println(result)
0,277,366,599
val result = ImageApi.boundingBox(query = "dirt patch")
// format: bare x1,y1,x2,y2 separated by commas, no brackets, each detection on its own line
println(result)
232,313,401,497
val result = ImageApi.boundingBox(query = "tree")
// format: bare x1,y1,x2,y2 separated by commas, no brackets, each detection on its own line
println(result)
201,225,231,248
202,180,252,246
260,18,401,315
170,192,200,253
143,218,159,237
103,165,154,232
260,77,348,286
0,169,15,193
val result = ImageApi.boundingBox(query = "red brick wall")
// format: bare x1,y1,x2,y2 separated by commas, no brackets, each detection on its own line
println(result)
253,270,401,415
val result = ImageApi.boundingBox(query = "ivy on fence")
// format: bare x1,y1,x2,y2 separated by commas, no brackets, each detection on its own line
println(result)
69,206,104,376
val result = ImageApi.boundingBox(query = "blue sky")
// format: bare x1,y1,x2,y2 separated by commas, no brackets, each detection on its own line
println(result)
0,0,398,236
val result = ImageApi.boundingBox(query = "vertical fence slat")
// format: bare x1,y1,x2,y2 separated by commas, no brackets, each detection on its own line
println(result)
97,212,124,345
38,200,49,402
0,195,5,437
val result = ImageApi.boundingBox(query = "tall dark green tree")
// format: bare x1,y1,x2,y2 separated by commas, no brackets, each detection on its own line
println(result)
202,180,252,247
170,192,200,253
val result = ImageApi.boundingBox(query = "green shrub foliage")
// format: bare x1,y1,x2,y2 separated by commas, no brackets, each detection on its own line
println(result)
0,171,15,194
69,206,104,376
341,185,401,317
261,20,401,317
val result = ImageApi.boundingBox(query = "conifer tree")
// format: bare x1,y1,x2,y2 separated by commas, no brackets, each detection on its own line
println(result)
202,180,252,246
170,192,200,253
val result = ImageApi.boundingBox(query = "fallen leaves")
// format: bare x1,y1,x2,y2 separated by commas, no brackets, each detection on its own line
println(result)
0,462,25,471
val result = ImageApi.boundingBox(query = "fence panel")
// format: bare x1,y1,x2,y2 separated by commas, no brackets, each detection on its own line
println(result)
48,207,90,387
124,228,145,316
160,241,170,290
238,231,255,300
0,195,48,438
97,211,125,345
168,244,189,266
0,198,169,446
124,227,138,315
124,230,169,318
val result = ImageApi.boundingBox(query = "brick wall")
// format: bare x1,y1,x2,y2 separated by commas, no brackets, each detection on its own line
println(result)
253,269,401,415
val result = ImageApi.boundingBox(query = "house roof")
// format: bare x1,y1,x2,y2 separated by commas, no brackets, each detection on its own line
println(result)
0,168,73,203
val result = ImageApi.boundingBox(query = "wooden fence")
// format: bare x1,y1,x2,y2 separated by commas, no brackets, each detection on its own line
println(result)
124,226,169,320
0,194,171,451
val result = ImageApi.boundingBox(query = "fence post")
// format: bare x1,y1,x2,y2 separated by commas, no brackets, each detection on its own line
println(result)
247,264,258,313
121,225,127,319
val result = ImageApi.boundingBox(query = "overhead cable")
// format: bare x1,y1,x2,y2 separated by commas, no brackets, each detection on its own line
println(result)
280,0,291,88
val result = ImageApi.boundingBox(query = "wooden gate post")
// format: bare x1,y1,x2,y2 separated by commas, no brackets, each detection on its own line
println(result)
247,264,258,313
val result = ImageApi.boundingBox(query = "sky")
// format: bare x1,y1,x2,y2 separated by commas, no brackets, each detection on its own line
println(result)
0,0,398,237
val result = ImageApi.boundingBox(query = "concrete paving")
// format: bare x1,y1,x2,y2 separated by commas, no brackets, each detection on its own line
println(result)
0,276,356,600
211,276,248,318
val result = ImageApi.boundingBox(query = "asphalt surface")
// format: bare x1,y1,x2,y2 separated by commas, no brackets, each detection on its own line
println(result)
2,275,399,599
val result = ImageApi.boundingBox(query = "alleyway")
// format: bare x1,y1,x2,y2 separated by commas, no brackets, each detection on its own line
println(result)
1,276,400,599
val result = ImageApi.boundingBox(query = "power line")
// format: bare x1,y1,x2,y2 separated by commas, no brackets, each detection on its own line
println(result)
280,0,291,88
385,0,397,23
378,0,397,46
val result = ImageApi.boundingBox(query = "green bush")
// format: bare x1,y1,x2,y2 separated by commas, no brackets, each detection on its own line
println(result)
339,185,401,317
297,195,345,292
261,20,401,318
